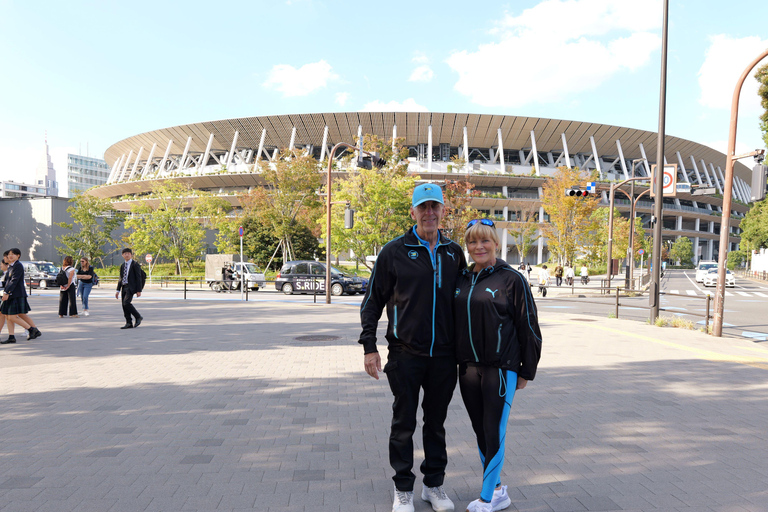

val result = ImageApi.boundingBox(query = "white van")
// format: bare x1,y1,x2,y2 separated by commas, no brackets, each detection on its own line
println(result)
695,260,718,282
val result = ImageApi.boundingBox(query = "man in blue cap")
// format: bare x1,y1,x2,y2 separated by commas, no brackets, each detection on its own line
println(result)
360,183,467,512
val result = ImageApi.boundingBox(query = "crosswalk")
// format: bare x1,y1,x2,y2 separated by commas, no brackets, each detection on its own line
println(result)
668,289,768,298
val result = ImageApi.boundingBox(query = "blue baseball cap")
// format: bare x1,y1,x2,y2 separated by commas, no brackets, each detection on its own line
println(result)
412,183,444,207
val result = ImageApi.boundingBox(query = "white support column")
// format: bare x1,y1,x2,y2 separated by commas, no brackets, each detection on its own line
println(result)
561,133,571,169
289,126,297,153
676,215,683,231
589,136,602,179
128,147,144,180
538,205,545,264
616,140,629,179
694,236,700,263
687,155,703,185
707,238,714,260
118,150,134,181
464,126,469,174
501,227,508,262
255,129,266,164
709,163,723,194
357,125,363,162
737,177,749,202
639,143,651,176
200,133,215,173
392,124,397,154
427,125,433,172
530,130,540,176
107,155,123,183
675,152,690,183
271,148,279,161
696,158,713,187
140,143,157,178
320,126,329,162
159,139,173,174
731,176,744,202
179,137,192,172
226,131,239,168
497,128,505,173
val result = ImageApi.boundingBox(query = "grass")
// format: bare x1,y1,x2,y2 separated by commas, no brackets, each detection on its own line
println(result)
654,315,696,330
607,313,617,319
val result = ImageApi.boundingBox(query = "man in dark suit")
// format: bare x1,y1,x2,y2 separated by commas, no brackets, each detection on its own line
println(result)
115,248,144,329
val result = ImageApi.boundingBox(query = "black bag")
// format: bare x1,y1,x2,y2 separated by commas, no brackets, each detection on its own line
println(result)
55,268,69,286
92,272,100,286
139,266,147,290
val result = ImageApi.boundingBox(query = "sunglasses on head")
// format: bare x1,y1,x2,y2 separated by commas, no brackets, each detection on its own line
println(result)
466,218,496,228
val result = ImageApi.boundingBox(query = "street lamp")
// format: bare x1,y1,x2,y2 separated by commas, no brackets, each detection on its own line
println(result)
324,142,386,304
712,48,768,336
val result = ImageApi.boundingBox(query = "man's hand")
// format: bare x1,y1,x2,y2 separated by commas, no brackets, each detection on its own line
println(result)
516,377,528,390
115,292,119,299
136,292,141,298
364,353,382,380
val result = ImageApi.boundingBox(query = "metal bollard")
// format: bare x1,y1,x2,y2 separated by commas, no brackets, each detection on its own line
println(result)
615,287,620,319
245,286,249,302
705,294,711,334
184,279,187,300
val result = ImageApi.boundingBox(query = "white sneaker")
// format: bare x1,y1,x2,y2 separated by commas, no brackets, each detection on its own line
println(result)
421,485,454,511
466,499,492,512
84,310,90,317
393,485,414,512
491,486,511,511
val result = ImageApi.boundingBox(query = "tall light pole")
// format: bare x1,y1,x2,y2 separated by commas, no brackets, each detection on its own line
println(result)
324,142,386,304
712,48,768,336
650,0,669,322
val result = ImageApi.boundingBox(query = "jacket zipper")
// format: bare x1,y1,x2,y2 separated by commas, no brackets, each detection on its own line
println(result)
496,323,502,353
393,305,398,338
467,272,480,362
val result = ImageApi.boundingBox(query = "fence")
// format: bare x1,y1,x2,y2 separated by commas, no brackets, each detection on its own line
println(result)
736,270,768,282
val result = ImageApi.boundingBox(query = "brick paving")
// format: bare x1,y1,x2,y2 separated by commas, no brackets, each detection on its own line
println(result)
1,293,768,511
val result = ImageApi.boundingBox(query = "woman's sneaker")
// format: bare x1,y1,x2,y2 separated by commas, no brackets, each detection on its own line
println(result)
421,485,454,511
84,310,90,317
491,486,511,511
466,498,492,512
393,485,414,512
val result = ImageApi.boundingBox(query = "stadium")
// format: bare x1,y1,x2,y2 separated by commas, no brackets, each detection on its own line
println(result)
90,112,755,264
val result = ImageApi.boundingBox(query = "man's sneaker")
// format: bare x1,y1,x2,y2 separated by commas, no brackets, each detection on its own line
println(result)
421,485,454,511
393,485,414,512
491,486,511,511
466,499,492,512
84,310,90,317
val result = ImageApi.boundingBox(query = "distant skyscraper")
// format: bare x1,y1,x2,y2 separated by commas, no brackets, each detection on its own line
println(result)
35,137,59,196
67,154,110,197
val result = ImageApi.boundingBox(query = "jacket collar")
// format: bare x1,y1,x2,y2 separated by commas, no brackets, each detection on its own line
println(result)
462,258,510,277
404,226,453,248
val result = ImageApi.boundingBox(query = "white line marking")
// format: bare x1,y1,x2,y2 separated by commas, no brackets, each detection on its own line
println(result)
686,290,698,296
670,289,680,295
754,292,768,298
735,292,751,297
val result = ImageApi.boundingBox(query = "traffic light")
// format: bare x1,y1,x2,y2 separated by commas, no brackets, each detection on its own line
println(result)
564,187,590,197
358,152,387,170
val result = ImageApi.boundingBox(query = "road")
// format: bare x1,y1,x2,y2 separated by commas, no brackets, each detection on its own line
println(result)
537,269,768,342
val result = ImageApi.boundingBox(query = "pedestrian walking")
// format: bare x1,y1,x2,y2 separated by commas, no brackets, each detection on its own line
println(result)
526,262,532,281
564,264,575,286
76,257,96,316
359,183,467,512
554,263,563,287
454,219,542,512
115,248,145,329
58,256,78,318
580,264,589,285
537,264,550,297
1,248,41,344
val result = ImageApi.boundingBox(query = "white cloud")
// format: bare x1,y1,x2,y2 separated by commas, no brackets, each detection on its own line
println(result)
446,0,662,107
335,92,349,106
703,139,755,157
360,98,429,112
412,51,429,64
698,34,768,119
408,65,434,82
263,60,339,97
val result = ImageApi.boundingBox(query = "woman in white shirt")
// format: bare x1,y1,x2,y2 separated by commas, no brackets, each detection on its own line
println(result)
58,256,78,318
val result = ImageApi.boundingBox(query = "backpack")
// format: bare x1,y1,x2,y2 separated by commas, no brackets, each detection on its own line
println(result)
55,268,69,286
92,272,100,286
139,266,147,290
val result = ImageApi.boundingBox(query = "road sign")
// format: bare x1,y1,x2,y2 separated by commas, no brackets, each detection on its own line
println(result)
638,249,644,255
692,187,716,196
238,226,244,237
145,254,153,263
676,182,691,194
650,164,678,197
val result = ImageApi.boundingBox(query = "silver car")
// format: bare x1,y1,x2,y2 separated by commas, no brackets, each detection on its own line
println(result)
703,268,735,287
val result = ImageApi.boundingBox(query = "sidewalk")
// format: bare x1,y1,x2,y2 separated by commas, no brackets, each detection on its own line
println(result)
2,294,768,511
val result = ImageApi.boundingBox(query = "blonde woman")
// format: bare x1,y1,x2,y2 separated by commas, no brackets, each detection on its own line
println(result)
58,256,78,318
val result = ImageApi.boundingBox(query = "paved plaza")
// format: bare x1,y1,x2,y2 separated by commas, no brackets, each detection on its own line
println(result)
2,292,768,512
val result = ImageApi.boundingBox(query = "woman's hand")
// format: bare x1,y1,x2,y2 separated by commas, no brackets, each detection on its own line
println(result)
516,377,528,390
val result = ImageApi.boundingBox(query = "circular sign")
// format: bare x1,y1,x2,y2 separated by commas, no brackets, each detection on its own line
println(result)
663,171,673,187
638,249,644,255
145,254,153,263
238,226,244,237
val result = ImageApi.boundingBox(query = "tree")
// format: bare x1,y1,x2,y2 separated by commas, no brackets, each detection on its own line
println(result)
541,167,600,264
124,180,207,274
55,194,125,267
756,63,768,148
507,204,540,263
194,195,235,253
670,236,694,266
739,197,768,250
441,175,479,247
242,151,323,263
224,215,323,269
324,135,416,269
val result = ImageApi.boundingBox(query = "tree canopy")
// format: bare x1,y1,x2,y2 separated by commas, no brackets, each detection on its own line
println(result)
55,194,125,267
670,236,694,266
756,63,768,148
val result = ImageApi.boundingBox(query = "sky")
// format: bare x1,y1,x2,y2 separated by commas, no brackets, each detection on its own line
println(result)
0,0,766,195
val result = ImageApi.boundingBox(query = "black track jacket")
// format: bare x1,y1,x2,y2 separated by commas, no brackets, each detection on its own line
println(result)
359,227,467,359
453,259,542,380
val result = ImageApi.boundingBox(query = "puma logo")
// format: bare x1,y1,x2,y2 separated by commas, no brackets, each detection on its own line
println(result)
446,251,455,261
486,288,498,298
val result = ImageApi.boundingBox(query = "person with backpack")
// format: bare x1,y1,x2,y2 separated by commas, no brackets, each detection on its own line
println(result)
58,256,78,318
115,248,145,329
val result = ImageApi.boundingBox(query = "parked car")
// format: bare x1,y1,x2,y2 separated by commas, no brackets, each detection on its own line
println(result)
21,261,59,289
204,254,265,292
703,268,735,287
695,260,718,282
275,261,365,296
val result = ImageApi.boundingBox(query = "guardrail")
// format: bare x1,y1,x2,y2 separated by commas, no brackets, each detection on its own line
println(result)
736,270,768,282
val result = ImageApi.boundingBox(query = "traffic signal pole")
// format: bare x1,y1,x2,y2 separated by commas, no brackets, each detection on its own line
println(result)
606,177,651,290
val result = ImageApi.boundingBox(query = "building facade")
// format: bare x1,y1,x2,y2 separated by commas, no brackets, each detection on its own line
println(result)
35,139,59,197
0,181,50,199
91,112,756,265
67,154,111,197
